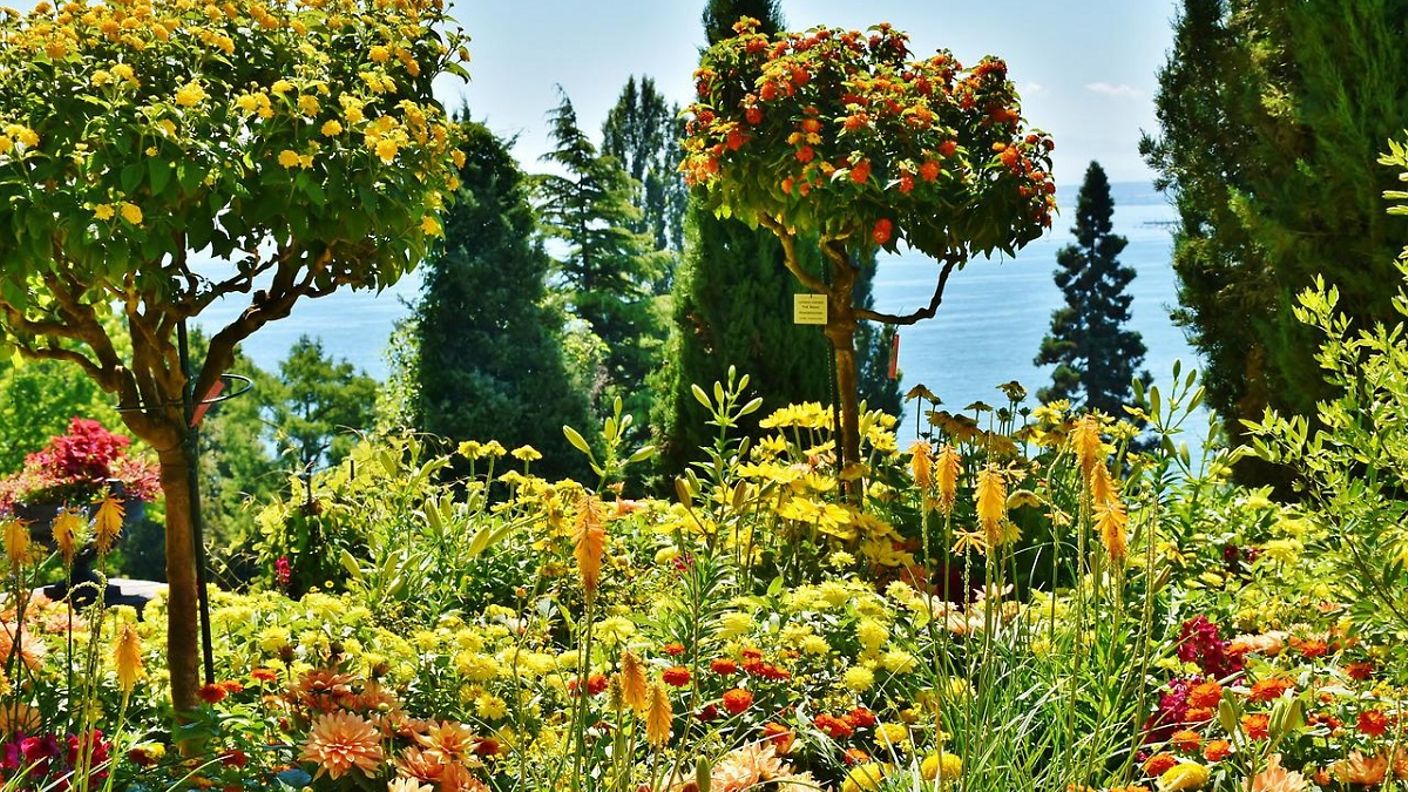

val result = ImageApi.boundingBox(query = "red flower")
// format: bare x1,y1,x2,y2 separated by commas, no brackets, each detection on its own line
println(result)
220,679,245,695
197,684,227,705
842,747,870,765
845,706,877,729
938,140,958,157
726,128,746,151
1358,710,1390,738
663,642,686,657
1347,661,1375,681
872,218,893,245
919,160,940,182
741,648,763,662
721,688,753,715
474,738,502,756
899,174,914,194
220,749,248,767
814,713,853,740
662,666,692,687
850,160,871,185
251,667,278,683
745,107,763,125
795,145,814,163
710,658,738,675
588,673,609,695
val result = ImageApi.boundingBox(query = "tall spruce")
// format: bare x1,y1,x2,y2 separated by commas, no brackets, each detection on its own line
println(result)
655,0,898,474
602,76,687,259
1035,162,1148,412
416,120,590,479
536,90,665,427
1141,0,1408,462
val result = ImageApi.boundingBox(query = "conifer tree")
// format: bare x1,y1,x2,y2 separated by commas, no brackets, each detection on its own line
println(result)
1036,162,1148,412
536,91,665,426
417,121,590,477
602,76,686,258
1142,0,1408,445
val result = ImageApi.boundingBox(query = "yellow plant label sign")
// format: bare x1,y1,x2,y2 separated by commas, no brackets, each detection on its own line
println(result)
794,294,828,325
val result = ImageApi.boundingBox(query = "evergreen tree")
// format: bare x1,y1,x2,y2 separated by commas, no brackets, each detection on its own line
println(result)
535,91,664,427
416,121,591,479
1141,0,1408,454
655,0,898,474
602,76,686,259
266,335,378,472
1035,162,1148,412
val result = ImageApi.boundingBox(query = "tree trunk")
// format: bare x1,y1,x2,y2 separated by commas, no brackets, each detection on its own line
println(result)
157,448,202,722
824,245,863,503
827,320,862,500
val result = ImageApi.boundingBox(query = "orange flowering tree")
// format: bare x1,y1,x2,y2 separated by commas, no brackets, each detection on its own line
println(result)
682,19,1055,489
0,0,467,716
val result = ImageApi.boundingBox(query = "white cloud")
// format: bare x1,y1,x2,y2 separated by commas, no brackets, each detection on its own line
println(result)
1085,81,1143,99
1019,81,1044,95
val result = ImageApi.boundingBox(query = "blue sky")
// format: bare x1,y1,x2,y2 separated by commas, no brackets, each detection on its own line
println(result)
450,0,1179,184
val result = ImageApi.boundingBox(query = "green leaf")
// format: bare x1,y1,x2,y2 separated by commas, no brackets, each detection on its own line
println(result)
149,159,172,195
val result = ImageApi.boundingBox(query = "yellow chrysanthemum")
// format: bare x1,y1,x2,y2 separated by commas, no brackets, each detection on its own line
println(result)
277,149,300,168
118,202,143,225
320,119,343,136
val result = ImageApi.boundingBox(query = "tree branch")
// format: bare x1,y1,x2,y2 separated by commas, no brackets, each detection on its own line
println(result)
757,213,828,294
193,246,337,403
855,257,963,326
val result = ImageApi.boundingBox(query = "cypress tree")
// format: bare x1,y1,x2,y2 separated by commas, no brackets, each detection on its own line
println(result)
1035,162,1148,412
536,90,665,427
415,121,590,479
1141,0,1408,458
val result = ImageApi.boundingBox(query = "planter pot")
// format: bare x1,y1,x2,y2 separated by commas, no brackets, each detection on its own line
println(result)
13,479,146,607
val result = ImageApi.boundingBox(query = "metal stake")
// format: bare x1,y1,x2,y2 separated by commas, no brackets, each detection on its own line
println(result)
177,320,216,686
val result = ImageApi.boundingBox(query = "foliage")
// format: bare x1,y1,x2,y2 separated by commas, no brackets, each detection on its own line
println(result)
1036,161,1149,412
536,90,667,429
0,358,119,477
264,336,377,474
1243,140,1408,662
0,0,469,714
682,19,1055,479
416,120,591,481
602,76,687,261
0,418,158,510
1141,0,1408,459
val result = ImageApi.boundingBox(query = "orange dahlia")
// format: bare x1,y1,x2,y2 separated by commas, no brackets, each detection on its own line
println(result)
300,711,384,779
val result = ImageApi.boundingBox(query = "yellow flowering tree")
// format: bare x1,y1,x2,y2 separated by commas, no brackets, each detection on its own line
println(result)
0,0,468,716
682,19,1055,490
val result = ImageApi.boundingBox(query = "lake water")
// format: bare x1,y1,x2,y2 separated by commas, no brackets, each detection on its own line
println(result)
194,182,1200,436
